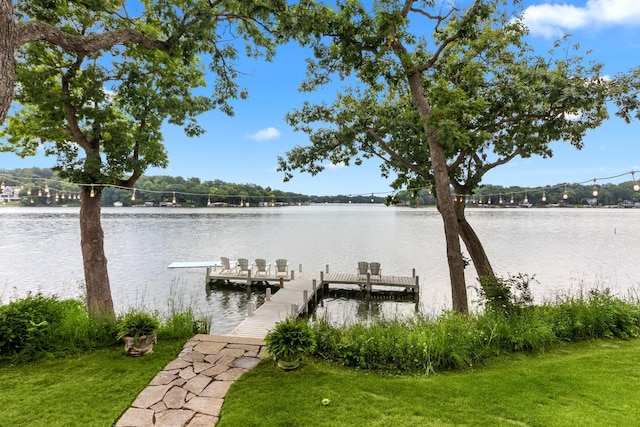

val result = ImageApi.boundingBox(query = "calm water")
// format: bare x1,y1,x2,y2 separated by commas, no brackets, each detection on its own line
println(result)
1,205,638,333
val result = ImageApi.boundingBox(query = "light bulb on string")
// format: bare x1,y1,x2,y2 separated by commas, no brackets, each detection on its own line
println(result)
37,188,42,197
44,182,49,196
523,194,528,204
131,189,136,201
592,179,598,197
487,197,492,205
172,192,176,205
27,188,31,196
510,194,515,204
370,193,374,203
563,186,568,200
498,194,503,204
207,198,211,207
54,192,59,202
90,185,95,198
0,178,5,190
541,192,547,202
632,171,640,192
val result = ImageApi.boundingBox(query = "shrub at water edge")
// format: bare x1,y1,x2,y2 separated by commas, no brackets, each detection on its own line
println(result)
0,294,211,363
311,283,640,373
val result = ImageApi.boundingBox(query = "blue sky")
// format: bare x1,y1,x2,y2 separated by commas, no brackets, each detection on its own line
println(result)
2,0,640,197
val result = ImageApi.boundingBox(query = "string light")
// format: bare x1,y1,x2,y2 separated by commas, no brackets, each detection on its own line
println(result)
131,189,136,201
89,184,95,198
2,168,640,207
172,192,176,205
0,178,5,191
510,194,514,204
498,194,503,204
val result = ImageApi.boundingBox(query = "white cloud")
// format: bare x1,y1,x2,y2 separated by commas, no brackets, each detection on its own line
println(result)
246,127,281,141
522,0,640,38
326,162,347,169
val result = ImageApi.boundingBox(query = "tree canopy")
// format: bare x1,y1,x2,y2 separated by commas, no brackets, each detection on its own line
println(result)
278,0,611,311
0,0,289,318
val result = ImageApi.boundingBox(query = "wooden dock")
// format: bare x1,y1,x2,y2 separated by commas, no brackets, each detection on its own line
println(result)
168,262,420,339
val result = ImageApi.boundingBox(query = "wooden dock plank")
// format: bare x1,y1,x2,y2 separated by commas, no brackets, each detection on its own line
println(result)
168,261,221,269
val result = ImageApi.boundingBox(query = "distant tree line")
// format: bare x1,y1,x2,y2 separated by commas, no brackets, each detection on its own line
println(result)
1,167,637,207
0,167,388,206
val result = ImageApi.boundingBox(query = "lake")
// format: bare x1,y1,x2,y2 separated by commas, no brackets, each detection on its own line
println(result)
1,205,638,333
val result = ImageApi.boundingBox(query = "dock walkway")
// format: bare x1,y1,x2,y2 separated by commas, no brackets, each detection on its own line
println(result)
168,261,419,340
226,268,419,339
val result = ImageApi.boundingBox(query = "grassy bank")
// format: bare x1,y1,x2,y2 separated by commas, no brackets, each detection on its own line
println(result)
0,340,184,426
219,338,640,426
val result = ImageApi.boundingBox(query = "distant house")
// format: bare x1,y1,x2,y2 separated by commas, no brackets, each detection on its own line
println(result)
0,186,22,203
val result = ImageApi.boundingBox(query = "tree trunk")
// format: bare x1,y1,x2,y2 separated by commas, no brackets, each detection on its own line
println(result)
406,73,469,313
80,187,115,319
454,199,495,279
0,0,15,125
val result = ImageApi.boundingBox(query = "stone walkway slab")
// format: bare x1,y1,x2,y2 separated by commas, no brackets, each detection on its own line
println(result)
115,335,267,427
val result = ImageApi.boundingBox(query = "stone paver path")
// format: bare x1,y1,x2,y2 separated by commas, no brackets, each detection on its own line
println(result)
116,334,267,427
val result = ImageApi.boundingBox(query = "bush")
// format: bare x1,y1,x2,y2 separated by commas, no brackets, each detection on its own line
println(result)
475,274,534,316
0,294,118,361
310,286,640,374
0,294,66,356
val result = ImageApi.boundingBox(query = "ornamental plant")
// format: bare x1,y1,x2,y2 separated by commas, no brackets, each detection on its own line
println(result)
265,317,316,361
116,311,159,343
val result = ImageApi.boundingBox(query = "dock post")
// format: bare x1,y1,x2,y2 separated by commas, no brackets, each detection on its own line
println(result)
366,273,372,300
248,302,255,316
414,276,420,304
279,277,284,288
206,267,211,284
303,290,308,315
412,268,416,278
266,288,271,301
320,271,327,293
290,303,298,316
246,270,252,286
312,280,317,305
326,264,330,273
299,264,302,272
291,270,295,280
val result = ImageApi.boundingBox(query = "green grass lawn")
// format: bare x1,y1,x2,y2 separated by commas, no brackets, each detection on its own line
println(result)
219,338,640,427
0,340,184,427
2,338,639,426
